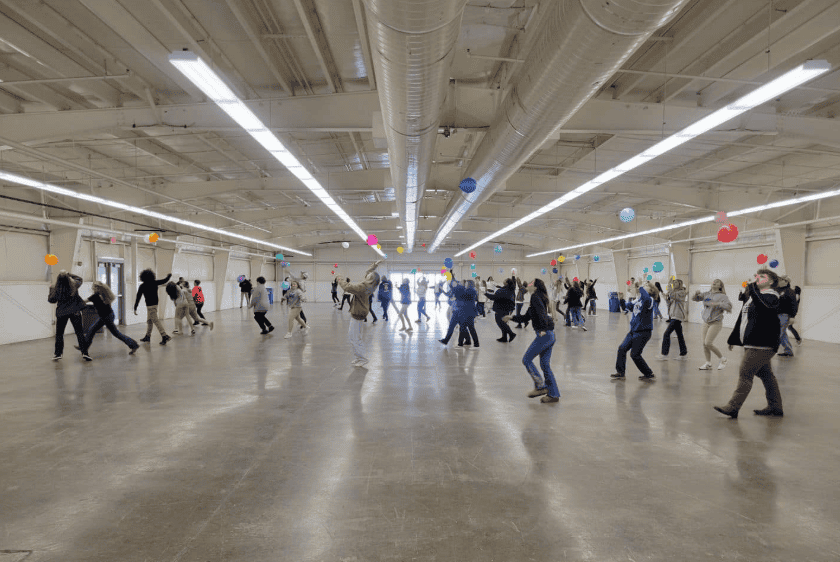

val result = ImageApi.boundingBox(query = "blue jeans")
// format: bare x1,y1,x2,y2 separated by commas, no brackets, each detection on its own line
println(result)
418,298,427,318
522,330,559,398
778,313,793,354
652,301,664,319
380,298,390,320
616,330,653,376
86,311,137,349
569,306,585,326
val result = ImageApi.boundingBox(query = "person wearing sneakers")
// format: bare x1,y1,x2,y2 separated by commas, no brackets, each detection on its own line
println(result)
788,285,803,346
331,277,340,307
439,276,479,347
504,279,559,403
486,277,516,343
48,271,92,361
564,279,587,331
249,277,274,334
415,277,431,323
396,278,413,332
165,281,193,336
191,280,206,320
610,280,658,382
776,275,797,357
133,268,172,346
337,261,382,367
655,278,688,361
433,280,443,309
82,281,139,355
693,279,733,370
239,277,252,308
284,275,308,338
714,268,783,419
183,281,213,331
378,275,392,321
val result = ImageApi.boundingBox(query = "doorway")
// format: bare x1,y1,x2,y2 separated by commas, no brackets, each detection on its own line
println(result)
97,260,125,324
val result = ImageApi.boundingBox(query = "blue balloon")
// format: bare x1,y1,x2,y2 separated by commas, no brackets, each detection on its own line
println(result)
574,254,580,260
769,259,779,268
552,268,558,274
541,268,547,274
619,207,635,223
594,255,600,262
444,257,453,269
459,177,477,193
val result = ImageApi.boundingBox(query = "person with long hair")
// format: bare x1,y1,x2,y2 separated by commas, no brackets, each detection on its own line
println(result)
564,279,587,331
504,279,559,403
239,277,252,308
331,277,340,307
485,277,516,343
337,261,382,367
477,279,488,318
714,269,783,418
610,280,658,381
166,281,192,336
48,271,91,361
182,281,213,331
439,276,479,347
514,276,528,329
655,278,688,361
284,275,309,338
693,279,733,370
249,276,274,334
81,281,139,355
776,275,797,357
652,282,665,320
133,268,171,345
415,276,431,324
191,280,206,321
396,278,413,332
584,278,598,315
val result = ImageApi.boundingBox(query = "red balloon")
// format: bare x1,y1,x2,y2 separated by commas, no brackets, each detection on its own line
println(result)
573,277,579,282
334,263,338,268
469,251,476,259
626,280,632,285
757,254,768,264
331,270,334,274
550,259,557,266
717,223,739,243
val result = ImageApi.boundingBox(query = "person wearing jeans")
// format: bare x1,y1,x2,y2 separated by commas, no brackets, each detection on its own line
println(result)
337,261,382,367
82,281,139,355
693,279,732,370
715,269,783,418
505,279,559,403
378,276,392,321
656,278,688,360
415,277,431,323
48,271,90,361
133,268,171,345
439,277,479,347
611,282,658,381
776,275,797,356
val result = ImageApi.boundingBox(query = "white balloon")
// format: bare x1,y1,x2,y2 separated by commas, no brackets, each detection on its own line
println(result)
341,242,349,249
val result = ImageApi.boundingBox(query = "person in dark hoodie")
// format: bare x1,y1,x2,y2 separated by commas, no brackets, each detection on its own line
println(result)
714,269,783,418
378,275,392,321
776,275,797,357
331,277,340,307
514,276,529,329
504,278,559,403
486,277,517,343
439,275,479,347
48,271,90,361
82,281,138,355
584,278,598,315
564,279,587,331
133,268,172,345
239,277,252,308
610,280,658,381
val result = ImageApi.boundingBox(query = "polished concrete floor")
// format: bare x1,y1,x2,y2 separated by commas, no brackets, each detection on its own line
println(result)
2,303,839,562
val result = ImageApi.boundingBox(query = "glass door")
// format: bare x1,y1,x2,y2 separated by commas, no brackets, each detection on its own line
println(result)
97,260,125,324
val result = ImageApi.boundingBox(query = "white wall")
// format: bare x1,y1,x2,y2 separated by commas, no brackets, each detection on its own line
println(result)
0,232,54,345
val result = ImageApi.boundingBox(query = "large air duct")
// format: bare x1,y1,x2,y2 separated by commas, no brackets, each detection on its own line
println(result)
364,0,468,251
429,0,692,252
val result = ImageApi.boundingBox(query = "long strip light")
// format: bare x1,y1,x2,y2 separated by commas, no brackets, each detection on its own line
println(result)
527,186,840,257
0,170,311,256
449,60,831,257
169,51,384,257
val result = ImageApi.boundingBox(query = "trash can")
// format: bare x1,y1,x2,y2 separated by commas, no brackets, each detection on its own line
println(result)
80,304,102,333
608,292,620,313
266,288,274,304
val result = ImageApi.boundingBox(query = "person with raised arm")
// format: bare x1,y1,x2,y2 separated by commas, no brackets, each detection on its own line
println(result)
337,261,382,367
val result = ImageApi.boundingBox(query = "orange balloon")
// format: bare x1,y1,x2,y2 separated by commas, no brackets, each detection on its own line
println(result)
44,254,58,266
149,233,159,243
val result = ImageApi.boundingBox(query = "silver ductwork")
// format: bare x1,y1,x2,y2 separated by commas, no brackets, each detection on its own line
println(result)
363,0,468,251
429,0,692,252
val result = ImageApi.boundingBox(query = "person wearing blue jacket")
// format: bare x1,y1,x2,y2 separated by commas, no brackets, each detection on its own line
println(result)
434,281,444,309
504,279,559,403
438,275,478,347
396,279,413,332
378,275,392,321
611,281,658,381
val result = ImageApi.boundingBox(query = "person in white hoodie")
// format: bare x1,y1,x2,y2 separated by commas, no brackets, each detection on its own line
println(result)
692,279,733,370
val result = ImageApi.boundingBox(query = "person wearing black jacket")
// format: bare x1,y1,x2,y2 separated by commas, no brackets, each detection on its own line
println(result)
564,279,587,330
504,279,559,403
486,278,517,343
514,277,530,329
83,281,139,355
584,278,598,315
788,285,802,345
331,277,340,306
239,278,252,308
48,271,90,361
133,268,172,345
714,269,783,418
776,276,797,356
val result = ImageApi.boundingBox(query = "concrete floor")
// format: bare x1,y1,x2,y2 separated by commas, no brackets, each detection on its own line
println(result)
1,303,839,562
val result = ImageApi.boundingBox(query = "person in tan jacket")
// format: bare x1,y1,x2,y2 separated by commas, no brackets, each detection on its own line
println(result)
336,261,381,367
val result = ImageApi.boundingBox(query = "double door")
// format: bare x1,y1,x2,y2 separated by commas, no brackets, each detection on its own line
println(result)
97,260,124,324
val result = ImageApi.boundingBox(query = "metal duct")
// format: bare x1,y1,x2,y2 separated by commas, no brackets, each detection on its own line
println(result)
429,0,692,252
364,0,468,251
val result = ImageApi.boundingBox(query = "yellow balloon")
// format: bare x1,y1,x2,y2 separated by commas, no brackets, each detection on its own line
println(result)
558,256,565,263
376,244,382,250
397,246,404,254
445,272,452,281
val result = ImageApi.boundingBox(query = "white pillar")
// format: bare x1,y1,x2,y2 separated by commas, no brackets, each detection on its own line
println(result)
774,227,806,284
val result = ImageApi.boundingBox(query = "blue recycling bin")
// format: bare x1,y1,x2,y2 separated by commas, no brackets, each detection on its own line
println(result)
266,288,274,304
608,292,620,313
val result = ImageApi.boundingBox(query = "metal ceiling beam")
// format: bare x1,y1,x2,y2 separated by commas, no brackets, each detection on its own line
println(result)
291,0,344,94
350,0,376,90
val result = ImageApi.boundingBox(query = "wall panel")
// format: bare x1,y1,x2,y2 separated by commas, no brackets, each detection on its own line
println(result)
806,239,840,285
0,232,48,282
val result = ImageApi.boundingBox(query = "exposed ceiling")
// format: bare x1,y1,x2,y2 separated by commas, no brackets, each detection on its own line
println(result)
1,0,840,256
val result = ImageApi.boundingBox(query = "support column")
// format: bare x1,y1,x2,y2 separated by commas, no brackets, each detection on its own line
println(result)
48,223,84,284
250,257,263,281
127,238,140,324
155,242,176,318
774,227,806,284
577,260,590,281
669,242,691,283
611,251,629,292
213,250,230,312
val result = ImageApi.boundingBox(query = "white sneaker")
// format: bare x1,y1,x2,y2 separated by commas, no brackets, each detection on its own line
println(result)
580,325,587,332
674,355,687,361
654,354,668,361
699,362,713,370
718,357,727,370
284,332,293,339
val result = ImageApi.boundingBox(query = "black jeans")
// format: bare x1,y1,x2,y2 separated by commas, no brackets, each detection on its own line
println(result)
195,302,205,319
457,317,478,346
367,295,377,322
514,303,529,327
616,330,653,376
788,323,801,342
87,312,137,349
55,312,87,356
332,292,339,304
661,319,687,356
254,312,272,331
495,312,516,341
339,294,351,310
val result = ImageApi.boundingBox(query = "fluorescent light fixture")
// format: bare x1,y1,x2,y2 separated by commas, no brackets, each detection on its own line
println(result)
527,187,840,257
0,170,311,256
169,51,384,257
446,60,830,257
